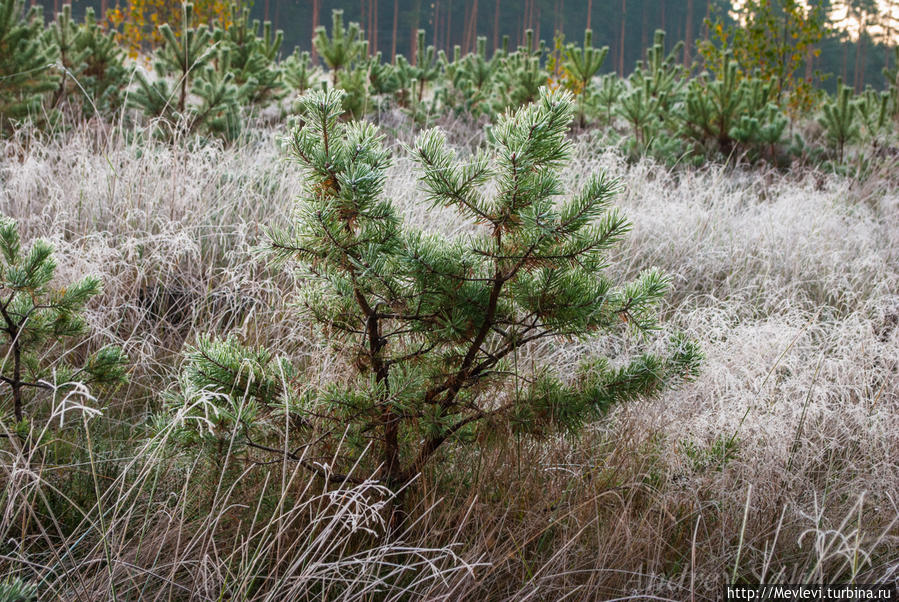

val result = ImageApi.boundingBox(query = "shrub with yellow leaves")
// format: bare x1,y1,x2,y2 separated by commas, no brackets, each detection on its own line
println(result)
107,0,236,57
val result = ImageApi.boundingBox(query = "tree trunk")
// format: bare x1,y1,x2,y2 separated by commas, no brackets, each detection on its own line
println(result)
586,0,592,31
558,0,564,36
683,0,694,67
493,0,500,52
619,0,626,76
446,0,452,51
391,0,399,61
703,0,710,40
434,0,440,50
641,1,648,57
373,0,379,56
468,0,478,53
311,0,320,62
841,37,848,83
462,3,470,52
12,341,22,422
853,22,865,92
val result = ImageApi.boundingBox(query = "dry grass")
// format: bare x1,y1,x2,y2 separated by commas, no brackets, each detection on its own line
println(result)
0,121,897,600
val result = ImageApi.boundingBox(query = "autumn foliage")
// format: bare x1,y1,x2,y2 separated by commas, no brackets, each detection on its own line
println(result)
107,0,236,56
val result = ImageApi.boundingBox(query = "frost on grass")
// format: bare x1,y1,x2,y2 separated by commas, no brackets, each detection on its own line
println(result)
0,126,897,597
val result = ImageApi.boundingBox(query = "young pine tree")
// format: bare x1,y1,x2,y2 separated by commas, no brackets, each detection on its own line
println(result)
496,30,547,110
217,3,285,106
819,82,860,163
46,5,130,119
313,9,366,87
563,29,609,127
438,37,499,117
282,48,319,96
175,88,700,491
130,3,241,140
0,216,127,432
0,0,58,134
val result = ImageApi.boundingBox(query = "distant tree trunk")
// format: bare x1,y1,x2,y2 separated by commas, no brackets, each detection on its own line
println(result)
889,1,899,71
367,0,373,55
586,0,592,31
463,3,470,51
886,3,894,71
373,0,379,56
534,4,540,46
434,0,440,49
553,0,559,34
472,0,479,53
854,20,865,91
841,40,848,82
559,0,565,35
660,0,666,33
412,0,420,59
683,0,693,67
311,0,320,62
517,13,522,47
446,0,452,50
465,0,478,53
805,43,814,83
263,0,269,22
391,0,399,61
703,0,711,41
619,0,626,76
641,1,648,55
519,0,526,44
100,0,107,18
493,0,500,51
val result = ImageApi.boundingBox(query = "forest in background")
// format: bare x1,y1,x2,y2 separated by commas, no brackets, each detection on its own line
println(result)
33,0,899,92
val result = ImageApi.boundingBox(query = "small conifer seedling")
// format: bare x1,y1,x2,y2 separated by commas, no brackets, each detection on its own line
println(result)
177,87,701,491
0,216,127,432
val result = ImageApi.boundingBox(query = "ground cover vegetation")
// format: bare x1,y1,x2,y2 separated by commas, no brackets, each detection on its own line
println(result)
0,0,898,599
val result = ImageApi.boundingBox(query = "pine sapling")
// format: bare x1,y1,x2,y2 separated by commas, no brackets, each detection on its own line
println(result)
563,29,608,126
46,5,130,119
819,82,860,163
282,49,319,96
217,4,285,106
0,216,127,433
173,88,700,496
313,9,365,87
